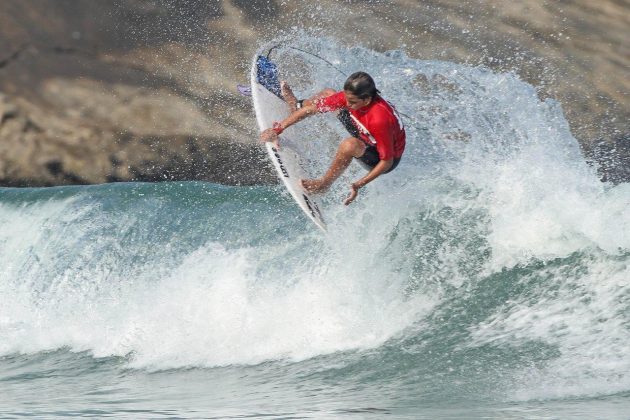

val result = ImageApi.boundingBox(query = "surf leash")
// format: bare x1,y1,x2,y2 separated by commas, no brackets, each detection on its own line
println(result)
242,43,415,123
266,44,349,78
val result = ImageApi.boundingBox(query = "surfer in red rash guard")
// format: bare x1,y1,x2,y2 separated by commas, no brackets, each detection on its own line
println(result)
260,72,405,205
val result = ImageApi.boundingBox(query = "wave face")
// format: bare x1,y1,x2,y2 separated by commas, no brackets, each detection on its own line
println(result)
1,37,629,418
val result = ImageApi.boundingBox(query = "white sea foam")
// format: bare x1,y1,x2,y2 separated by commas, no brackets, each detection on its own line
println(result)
468,257,630,399
0,211,429,368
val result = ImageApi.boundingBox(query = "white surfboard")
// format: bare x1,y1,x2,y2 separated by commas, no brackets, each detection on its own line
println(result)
250,53,326,231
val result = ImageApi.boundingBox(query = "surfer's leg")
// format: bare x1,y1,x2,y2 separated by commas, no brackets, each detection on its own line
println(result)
302,137,366,193
280,81,299,112
280,83,336,112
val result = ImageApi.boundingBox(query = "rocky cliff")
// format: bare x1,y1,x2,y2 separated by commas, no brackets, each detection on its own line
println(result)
0,0,627,186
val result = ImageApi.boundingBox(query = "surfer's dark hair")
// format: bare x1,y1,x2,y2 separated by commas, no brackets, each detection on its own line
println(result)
344,72,379,99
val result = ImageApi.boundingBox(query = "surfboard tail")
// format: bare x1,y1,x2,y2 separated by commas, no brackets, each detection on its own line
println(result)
256,55,282,99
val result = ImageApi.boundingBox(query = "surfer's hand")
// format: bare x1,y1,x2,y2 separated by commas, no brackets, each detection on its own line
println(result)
260,128,280,149
344,183,360,206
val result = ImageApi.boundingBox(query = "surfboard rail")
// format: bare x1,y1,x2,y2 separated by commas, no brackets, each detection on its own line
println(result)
250,52,327,232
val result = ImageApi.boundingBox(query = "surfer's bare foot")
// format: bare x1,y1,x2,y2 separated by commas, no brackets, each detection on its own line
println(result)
301,178,331,194
280,81,299,112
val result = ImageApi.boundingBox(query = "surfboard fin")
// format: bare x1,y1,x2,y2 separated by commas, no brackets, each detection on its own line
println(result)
237,84,252,96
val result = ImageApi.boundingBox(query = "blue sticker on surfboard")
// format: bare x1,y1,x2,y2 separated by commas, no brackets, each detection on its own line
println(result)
256,55,282,98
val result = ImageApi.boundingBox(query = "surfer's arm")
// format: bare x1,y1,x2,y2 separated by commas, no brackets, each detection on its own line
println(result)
277,89,345,131
344,159,393,205
260,104,318,144
355,159,393,188
279,103,318,130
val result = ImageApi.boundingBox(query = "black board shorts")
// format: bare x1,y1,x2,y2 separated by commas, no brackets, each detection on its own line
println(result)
337,109,401,173
357,145,401,173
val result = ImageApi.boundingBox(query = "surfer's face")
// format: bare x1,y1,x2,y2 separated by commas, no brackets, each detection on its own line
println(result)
344,91,372,110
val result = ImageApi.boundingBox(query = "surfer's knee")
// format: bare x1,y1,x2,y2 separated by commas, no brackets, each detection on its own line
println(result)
340,137,365,157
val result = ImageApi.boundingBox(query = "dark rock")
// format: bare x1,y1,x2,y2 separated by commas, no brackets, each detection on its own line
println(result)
0,0,627,186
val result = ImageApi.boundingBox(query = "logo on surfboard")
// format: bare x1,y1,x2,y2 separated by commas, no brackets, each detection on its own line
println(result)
271,146,290,178
302,193,324,222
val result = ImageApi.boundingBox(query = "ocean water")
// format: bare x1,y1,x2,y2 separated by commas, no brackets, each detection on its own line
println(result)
1,37,629,419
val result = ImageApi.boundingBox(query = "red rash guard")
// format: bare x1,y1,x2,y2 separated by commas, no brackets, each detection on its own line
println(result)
315,91,406,161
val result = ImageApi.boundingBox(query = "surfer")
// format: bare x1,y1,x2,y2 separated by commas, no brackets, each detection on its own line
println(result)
260,72,405,205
